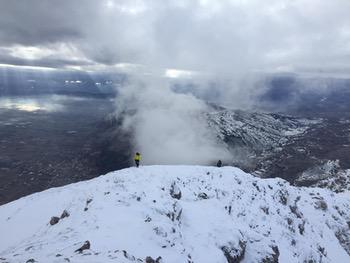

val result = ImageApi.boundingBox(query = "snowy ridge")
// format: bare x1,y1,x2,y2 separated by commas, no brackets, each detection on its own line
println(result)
1,166,350,263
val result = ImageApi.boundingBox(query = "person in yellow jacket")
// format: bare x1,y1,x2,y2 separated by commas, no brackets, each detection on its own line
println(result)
134,152,141,167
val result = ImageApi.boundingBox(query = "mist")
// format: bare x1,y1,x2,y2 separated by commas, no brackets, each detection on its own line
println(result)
115,76,231,165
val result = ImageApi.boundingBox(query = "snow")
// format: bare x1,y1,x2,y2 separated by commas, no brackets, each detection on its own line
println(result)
1,165,350,263
296,160,350,193
297,160,340,182
207,110,314,152
283,127,307,136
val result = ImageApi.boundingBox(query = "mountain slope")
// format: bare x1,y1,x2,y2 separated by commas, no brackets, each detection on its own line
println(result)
1,166,350,263
207,110,311,152
206,109,318,172
207,109,350,188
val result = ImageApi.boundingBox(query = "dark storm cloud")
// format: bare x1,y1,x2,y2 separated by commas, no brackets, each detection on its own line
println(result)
0,0,86,46
0,0,349,72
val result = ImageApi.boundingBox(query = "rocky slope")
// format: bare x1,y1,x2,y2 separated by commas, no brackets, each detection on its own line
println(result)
207,109,350,189
295,160,350,193
1,166,350,263
206,109,318,172
207,110,311,152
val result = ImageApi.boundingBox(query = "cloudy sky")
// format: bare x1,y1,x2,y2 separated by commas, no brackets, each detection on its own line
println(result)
0,0,349,75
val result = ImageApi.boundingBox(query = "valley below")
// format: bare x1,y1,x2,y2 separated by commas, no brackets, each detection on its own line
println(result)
0,95,130,205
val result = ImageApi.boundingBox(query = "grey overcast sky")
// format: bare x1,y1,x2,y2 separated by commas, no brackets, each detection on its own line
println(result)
0,0,349,75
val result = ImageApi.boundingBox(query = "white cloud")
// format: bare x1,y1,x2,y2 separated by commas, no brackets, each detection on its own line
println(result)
115,76,231,165
165,69,197,79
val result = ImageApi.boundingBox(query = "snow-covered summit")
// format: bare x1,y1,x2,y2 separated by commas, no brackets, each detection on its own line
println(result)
1,166,350,263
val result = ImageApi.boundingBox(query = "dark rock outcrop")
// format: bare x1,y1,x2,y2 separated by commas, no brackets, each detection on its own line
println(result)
84,198,93,211
60,210,70,219
74,241,90,253
314,200,328,211
145,256,162,263
49,216,60,226
221,240,246,263
261,246,280,263
170,182,182,200
122,250,135,261
198,193,209,199
335,228,350,256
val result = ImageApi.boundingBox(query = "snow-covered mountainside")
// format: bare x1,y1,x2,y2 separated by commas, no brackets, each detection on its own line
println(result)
295,160,350,193
206,109,319,172
207,109,350,190
207,110,312,152
1,166,350,263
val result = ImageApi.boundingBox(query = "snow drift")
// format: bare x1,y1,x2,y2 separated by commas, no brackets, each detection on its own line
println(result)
1,166,350,263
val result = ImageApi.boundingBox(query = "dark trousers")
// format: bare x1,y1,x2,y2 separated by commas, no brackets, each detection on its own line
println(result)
135,160,140,167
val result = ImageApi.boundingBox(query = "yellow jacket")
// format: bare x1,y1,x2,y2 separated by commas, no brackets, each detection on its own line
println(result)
134,154,141,161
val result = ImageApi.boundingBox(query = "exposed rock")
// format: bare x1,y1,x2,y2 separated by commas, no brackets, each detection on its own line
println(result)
145,256,162,263
74,241,90,253
318,246,327,257
187,254,194,263
289,205,303,219
49,216,60,225
25,246,34,251
60,210,70,219
335,228,350,255
84,198,93,211
298,221,305,235
276,189,288,205
170,182,182,200
314,200,328,211
153,226,168,237
166,202,182,222
26,259,36,263
122,250,135,261
261,246,280,263
221,240,246,263
198,192,209,199
303,257,317,263
260,206,269,215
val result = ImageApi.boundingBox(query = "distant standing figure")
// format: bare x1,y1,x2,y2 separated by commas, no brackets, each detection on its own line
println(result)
134,152,141,168
217,160,222,167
